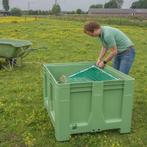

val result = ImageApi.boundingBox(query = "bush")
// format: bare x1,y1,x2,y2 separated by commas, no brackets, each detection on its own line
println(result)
11,8,22,16
76,9,82,14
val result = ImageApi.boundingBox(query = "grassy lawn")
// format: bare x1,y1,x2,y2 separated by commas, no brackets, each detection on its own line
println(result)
0,16,147,147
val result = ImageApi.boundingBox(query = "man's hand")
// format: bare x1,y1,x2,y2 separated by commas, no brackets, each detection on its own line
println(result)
96,47,107,66
96,59,101,66
97,61,105,69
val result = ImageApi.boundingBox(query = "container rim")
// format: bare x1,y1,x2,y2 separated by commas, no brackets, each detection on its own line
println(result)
43,61,135,85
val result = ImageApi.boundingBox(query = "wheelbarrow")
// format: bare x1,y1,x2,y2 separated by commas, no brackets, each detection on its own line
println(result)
0,39,36,70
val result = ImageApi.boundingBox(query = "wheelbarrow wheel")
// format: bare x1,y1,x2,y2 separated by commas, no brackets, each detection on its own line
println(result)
5,58,17,66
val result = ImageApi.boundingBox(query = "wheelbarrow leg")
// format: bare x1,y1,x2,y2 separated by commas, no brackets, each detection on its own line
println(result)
13,57,22,67
5,58,17,70
6,58,17,66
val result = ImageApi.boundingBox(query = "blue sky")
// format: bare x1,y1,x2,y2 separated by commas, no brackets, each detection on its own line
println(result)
0,0,136,11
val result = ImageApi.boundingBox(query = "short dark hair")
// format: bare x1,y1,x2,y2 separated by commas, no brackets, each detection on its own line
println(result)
84,22,100,33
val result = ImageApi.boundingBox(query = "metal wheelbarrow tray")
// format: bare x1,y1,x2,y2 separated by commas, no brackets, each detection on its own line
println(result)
0,39,34,69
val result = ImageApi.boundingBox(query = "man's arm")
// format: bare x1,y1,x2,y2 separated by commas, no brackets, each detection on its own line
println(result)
96,47,107,65
104,47,118,63
98,47,117,68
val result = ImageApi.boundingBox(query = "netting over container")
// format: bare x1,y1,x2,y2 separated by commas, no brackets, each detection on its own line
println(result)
66,65,118,82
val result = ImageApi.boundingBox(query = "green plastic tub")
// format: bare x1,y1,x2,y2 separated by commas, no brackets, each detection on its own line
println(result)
43,62,134,141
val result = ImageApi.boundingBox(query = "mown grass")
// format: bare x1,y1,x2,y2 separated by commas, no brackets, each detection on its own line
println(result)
49,15,147,27
0,17,147,147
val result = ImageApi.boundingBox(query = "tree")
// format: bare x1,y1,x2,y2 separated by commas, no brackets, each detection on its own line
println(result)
116,0,123,8
11,8,22,16
52,4,61,15
104,0,118,8
90,4,103,8
131,0,147,8
131,1,140,8
76,9,82,14
2,0,9,11
104,0,123,8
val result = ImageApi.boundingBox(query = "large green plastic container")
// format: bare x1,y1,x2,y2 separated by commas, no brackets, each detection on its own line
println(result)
43,62,134,141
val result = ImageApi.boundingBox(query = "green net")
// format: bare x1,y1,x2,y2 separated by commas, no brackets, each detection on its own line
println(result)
66,65,118,82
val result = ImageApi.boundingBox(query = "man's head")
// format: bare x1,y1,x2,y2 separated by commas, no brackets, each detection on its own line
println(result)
84,22,101,37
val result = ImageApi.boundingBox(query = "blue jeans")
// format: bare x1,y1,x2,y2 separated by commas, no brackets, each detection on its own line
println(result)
113,47,135,74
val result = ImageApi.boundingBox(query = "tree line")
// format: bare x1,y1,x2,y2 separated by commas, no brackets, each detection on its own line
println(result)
1,0,147,16
90,0,147,9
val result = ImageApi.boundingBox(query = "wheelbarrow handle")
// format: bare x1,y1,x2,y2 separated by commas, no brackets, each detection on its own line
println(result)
17,48,37,58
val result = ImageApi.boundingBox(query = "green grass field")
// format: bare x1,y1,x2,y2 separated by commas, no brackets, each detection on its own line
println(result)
0,17,147,147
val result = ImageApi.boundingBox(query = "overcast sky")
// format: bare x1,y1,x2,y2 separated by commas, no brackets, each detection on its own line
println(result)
0,0,136,11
